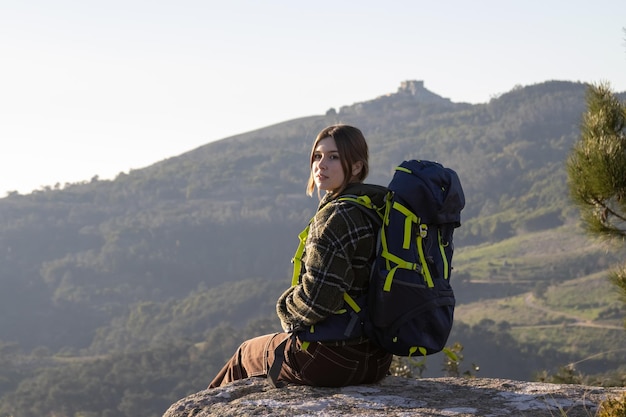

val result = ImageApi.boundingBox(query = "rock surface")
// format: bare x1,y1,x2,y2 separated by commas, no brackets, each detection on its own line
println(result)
163,376,625,417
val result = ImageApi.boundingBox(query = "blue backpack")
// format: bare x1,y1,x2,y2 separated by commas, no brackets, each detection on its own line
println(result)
292,160,465,357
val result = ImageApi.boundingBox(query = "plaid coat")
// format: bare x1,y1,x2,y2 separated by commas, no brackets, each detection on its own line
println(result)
276,182,387,331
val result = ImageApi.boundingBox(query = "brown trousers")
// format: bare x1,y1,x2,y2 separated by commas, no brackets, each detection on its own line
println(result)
208,332,392,388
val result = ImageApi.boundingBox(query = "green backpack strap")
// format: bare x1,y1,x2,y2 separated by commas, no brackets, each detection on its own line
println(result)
292,196,382,286
288,196,376,350
378,199,434,288
291,224,310,287
340,193,432,289
291,217,364,314
338,195,385,222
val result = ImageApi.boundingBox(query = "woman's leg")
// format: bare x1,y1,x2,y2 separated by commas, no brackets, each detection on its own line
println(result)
291,340,392,387
209,334,392,389
208,332,300,388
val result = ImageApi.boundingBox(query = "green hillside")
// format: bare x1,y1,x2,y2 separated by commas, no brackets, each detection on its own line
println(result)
450,225,625,379
0,80,624,417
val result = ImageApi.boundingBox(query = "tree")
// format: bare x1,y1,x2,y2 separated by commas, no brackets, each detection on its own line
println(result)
566,82,626,311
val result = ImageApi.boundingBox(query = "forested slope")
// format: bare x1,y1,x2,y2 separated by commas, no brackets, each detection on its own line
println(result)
0,80,624,417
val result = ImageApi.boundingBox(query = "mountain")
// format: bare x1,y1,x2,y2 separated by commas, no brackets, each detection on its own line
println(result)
0,80,624,417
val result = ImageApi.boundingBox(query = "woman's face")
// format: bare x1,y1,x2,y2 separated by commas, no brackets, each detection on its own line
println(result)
312,136,345,194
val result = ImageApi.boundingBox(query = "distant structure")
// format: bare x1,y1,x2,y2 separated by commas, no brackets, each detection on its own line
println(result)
396,80,450,103
338,80,453,115
399,80,426,94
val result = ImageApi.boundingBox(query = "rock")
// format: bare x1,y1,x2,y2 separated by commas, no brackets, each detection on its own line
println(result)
163,376,625,417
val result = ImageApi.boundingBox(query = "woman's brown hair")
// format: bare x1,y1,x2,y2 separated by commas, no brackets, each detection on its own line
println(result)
306,125,369,197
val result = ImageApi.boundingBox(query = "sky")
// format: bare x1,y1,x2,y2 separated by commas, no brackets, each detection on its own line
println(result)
1,0,625,196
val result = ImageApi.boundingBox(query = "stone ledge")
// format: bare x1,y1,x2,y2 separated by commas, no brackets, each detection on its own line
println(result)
163,376,625,417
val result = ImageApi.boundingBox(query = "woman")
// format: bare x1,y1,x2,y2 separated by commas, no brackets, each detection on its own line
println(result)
208,125,392,388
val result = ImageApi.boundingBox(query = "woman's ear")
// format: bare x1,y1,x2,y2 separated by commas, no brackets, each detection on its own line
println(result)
351,161,363,178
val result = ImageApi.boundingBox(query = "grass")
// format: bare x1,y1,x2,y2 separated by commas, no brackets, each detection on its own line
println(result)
452,224,626,377
454,270,626,381
454,224,621,286
543,272,624,322
456,270,623,325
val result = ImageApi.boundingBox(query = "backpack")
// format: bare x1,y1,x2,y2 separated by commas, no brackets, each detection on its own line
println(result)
291,160,465,357
359,160,464,356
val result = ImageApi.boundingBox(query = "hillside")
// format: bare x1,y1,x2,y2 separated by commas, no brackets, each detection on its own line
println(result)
0,79,624,417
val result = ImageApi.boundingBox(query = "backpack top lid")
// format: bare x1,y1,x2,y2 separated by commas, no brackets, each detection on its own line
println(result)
389,160,465,227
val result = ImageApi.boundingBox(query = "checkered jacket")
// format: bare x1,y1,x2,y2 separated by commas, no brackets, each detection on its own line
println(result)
277,182,386,330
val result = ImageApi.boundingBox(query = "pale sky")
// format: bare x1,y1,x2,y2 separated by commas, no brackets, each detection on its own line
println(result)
1,0,625,196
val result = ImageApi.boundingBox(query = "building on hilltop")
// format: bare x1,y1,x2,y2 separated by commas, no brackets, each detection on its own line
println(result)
397,80,451,103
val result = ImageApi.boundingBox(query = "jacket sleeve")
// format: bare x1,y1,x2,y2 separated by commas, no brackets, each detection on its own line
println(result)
277,202,372,328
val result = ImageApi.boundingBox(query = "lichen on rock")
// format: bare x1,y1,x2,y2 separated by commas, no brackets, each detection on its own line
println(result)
163,376,626,417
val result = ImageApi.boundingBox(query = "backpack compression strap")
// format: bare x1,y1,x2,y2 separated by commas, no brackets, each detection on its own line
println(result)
378,196,442,289
338,192,436,289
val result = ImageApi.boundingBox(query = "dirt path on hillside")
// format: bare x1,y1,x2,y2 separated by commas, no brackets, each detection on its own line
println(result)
523,294,624,330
